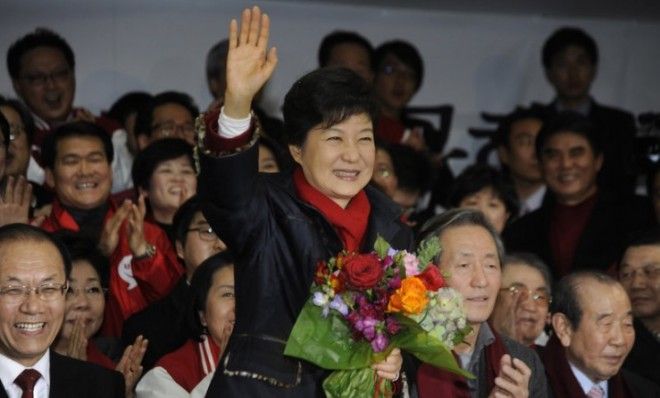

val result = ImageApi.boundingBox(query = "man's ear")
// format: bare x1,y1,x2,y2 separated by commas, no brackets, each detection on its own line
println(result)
175,240,184,259
552,313,573,348
44,168,55,189
288,145,302,165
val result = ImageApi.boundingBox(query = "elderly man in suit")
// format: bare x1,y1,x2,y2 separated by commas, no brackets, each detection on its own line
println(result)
540,271,660,397
0,223,124,398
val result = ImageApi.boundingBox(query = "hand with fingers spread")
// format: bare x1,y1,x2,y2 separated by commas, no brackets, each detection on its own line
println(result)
116,335,148,398
488,354,531,398
223,6,278,119
0,175,33,227
65,316,88,361
127,194,150,258
372,348,403,381
98,200,132,257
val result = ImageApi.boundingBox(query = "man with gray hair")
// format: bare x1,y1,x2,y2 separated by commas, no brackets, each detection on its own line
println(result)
415,209,548,398
490,253,552,347
540,271,660,397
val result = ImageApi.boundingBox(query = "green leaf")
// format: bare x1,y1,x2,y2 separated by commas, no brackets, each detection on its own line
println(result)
373,235,391,258
391,315,474,379
323,368,392,398
416,237,442,268
285,301,373,369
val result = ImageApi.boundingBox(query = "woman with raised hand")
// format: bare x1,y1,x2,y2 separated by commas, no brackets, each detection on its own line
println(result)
198,6,412,396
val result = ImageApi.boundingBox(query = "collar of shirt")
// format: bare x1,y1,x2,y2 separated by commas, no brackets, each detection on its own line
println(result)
554,98,592,116
520,185,547,216
0,350,51,398
569,361,609,396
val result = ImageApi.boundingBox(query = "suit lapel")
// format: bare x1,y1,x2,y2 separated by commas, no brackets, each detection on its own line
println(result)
0,380,9,398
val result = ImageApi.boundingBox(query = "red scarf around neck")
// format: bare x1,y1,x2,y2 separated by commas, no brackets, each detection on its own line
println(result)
293,167,371,252
417,324,508,398
541,334,632,398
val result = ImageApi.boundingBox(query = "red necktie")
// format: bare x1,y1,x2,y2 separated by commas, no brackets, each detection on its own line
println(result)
14,369,41,398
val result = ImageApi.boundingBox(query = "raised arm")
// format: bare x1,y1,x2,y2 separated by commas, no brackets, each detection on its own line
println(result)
223,6,278,119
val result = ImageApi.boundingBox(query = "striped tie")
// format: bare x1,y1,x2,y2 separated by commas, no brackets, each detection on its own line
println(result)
587,384,605,398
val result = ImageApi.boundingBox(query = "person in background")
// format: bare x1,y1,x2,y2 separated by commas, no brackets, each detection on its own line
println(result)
52,233,147,398
416,209,548,398
317,30,374,83
106,92,153,193
534,27,637,198
504,112,653,280
136,252,235,397
490,252,552,347
102,139,195,336
122,196,227,370
647,163,660,225
540,271,660,397
0,223,125,397
618,229,660,386
496,107,547,216
449,164,519,234
134,91,199,150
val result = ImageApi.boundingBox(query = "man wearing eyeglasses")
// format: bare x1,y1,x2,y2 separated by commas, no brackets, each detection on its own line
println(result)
490,253,552,347
618,229,660,387
133,92,199,151
0,223,124,397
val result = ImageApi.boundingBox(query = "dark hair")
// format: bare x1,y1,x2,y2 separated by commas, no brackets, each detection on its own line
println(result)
619,227,660,269
107,92,152,127
282,67,378,146
42,121,114,170
0,223,72,278
0,98,36,145
535,111,602,158
448,164,520,218
417,208,505,264
54,231,109,289
503,252,553,294
188,251,235,341
542,27,598,69
318,31,374,68
0,112,8,148
259,134,289,172
134,91,199,138
7,28,75,80
551,271,618,328
374,40,424,91
496,106,547,148
206,39,229,82
172,195,202,245
131,138,195,191
389,144,432,194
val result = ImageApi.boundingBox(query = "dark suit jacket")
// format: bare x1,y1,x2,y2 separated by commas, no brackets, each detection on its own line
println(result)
623,319,660,387
503,192,653,281
0,351,124,398
122,276,191,370
531,99,638,198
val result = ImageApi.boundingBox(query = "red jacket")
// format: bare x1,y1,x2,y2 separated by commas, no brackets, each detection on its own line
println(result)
102,216,184,337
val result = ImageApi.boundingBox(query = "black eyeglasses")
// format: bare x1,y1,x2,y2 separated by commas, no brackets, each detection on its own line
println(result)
187,226,217,241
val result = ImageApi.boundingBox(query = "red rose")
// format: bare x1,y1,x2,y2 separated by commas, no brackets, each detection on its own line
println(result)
418,264,444,291
341,253,383,290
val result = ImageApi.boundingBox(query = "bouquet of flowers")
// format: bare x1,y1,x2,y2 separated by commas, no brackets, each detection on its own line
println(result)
285,236,472,397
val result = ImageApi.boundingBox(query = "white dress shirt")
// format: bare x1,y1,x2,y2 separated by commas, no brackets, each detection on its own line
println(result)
569,361,609,397
0,350,51,398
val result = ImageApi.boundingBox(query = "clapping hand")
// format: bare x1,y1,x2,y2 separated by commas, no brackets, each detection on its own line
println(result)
488,354,531,398
223,6,278,119
0,175,32,227
116,335,148,398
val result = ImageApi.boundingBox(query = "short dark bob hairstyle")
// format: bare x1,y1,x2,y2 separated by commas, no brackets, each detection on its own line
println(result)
131,138,195,192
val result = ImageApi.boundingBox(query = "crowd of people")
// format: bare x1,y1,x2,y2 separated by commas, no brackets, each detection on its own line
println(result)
0,5,657,398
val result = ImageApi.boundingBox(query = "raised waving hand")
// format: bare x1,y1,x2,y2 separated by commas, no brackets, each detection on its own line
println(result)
223,6,278,119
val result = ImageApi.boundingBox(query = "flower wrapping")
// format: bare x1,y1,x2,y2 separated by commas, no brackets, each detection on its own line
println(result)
285,236,473,397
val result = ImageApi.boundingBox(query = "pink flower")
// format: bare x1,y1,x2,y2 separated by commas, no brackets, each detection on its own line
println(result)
371,332,389,352
403,252,420,276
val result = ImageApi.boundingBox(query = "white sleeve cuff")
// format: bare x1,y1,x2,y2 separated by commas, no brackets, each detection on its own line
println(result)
217,106,252,138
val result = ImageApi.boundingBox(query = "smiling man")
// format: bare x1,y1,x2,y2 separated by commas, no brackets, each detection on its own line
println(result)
0,223,123,397
503,112,653,279
39,121,115,245
540,271,660,397
416,209,548,398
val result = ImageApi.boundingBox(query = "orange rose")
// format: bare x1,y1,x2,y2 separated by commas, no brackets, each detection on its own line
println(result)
387,276,429,315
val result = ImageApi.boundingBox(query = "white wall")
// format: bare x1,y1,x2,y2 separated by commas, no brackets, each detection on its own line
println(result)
1,0,659,172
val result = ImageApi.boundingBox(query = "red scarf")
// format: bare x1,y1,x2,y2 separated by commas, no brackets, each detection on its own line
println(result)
293,167,371,252
540,334,633,398
417,325,508,398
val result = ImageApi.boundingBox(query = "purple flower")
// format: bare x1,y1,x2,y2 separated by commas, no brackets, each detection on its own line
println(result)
382,255,394,269
371,332,389,352
356,317,377,340
403,252,420,276
329,295,349,316
387,248,398,257
385,317,401,335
